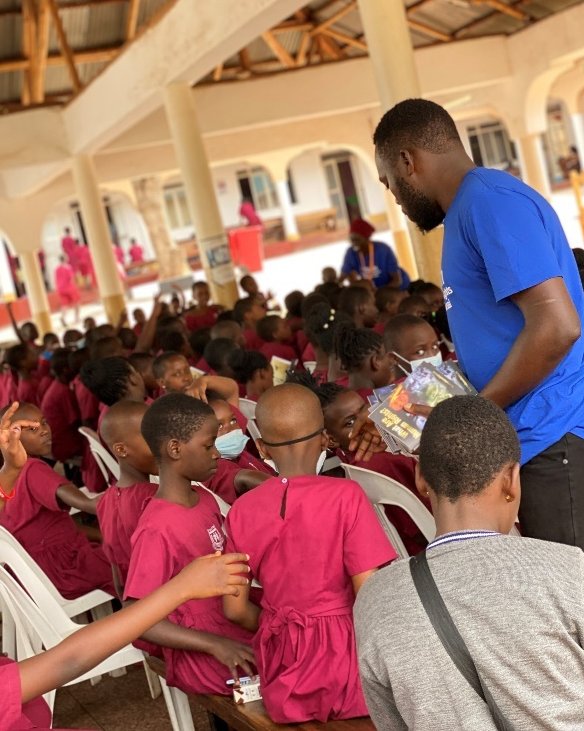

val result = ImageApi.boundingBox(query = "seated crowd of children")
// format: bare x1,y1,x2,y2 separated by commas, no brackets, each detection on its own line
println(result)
0,270,454,727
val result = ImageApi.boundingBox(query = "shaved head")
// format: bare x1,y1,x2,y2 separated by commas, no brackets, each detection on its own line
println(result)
255,384,324,446
100,400,149,449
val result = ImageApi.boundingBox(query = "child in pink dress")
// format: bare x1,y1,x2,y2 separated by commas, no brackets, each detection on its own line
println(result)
124,393,255,695
0,403,114,599
98,400,157,592
54,256,80,327
223,383,397,723
204,392,272,504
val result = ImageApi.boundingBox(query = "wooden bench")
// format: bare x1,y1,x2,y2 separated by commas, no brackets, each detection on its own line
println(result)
146,656,375,730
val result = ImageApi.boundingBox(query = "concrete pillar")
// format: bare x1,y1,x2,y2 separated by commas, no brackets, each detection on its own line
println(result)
357,0,419,279
132,176,190,280
275,178,299,240
516,133,551,199
163,83,238,307
570,113,584,165
409,225,443,287
20,250,52,335
72,155,126,324
0,241,16,302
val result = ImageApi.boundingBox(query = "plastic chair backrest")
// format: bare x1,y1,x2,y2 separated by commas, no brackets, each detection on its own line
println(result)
238,398,257,420
0,530,76,636
303,361,317,374
341,463,436,541
79,426,121,481
247,419,262,445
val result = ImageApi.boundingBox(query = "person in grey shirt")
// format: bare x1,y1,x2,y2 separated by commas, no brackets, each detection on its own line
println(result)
355,396,584,730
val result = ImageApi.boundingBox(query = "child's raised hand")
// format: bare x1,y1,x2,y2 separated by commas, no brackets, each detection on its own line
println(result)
0,401,37,472
348,410,386,462
188,375,210,403
176,551,250,601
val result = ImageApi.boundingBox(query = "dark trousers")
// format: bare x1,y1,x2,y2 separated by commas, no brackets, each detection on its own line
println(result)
519,433,584,550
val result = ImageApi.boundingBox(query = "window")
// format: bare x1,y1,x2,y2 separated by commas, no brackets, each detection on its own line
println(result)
236,167,278,210
163,186,192,229
466,121,515,170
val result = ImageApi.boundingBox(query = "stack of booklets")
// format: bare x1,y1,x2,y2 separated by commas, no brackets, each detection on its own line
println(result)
367,362,477,454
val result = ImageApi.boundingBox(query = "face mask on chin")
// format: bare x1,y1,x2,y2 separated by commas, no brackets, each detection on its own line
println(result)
214,429,249,459
392,351,443,375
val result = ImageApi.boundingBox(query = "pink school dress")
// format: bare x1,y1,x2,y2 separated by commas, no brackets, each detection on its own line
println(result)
204,450,272,505
0,458,114,600
96,481,156,587
124,486,254,694
224,475,397,723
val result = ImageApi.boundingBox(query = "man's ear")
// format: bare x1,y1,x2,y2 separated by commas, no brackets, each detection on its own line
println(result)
400,149,416,177
166,438,181,461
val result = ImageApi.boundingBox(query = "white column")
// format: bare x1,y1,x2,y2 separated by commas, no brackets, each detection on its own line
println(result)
357,0,419,279
72,155,126,324
163,82,238,307
0,241,16,302
20,250,52,335
516,133,552,199
275,178,299,241
570,113,584,165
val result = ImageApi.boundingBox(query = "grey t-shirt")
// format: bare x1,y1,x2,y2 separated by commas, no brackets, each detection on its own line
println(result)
354,535,584,730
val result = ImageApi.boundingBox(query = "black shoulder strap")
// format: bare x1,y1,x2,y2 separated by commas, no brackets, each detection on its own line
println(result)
410,551,514,731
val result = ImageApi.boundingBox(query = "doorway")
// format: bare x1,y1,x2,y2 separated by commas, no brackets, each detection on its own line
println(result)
322,153,364,225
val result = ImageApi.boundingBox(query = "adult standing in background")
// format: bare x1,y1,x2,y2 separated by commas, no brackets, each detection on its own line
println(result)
340,218,409,290
373,98,584,549
129,238,145,264
239,197,263,228
61,227,77,266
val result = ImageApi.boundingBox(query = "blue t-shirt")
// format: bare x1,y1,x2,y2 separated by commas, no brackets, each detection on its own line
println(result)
341,240,409,289
442,167,584,464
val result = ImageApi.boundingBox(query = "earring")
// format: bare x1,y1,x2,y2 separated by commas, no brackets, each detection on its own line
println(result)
505,494,513,503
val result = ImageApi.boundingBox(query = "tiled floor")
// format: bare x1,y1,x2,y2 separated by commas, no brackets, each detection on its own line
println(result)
52,665,213,731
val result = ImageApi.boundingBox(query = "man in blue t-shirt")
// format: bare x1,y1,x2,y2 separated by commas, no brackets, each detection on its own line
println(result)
372,98,584,550
340,218,410,290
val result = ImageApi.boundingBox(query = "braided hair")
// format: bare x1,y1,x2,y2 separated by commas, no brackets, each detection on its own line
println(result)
304,302,350,355
334,321,384,373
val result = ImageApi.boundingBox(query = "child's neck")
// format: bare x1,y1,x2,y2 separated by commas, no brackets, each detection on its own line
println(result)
377,312,392,325
245,321,257,332
156,464,199,507
117,463,151,488
348,372,374,390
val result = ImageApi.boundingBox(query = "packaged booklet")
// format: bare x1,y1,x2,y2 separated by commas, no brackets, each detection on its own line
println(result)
370,362,476,453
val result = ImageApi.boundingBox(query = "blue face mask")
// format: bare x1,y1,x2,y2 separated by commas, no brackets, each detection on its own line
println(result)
215,429,249,459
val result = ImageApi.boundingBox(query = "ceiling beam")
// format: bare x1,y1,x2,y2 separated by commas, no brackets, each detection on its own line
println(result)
470,0,528,21
47,0,83,93
408,18,452,42
0,46,123,75
316,33,344,60
296,31,312,66
31,0,51,104
272,20,313,32
239,48,251,70
21,0,36,105
261,30,295,68
125,0,141,40
213,63,223,81
320,27,367,51
311,0,356,35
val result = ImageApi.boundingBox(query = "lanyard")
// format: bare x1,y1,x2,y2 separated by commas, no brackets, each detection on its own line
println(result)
358,242,374,280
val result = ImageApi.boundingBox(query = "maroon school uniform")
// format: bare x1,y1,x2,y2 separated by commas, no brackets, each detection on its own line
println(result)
243,329,264,351
124,487,254,694
96,482,156,586
1,657,53,730
16,377,41,408
301,341,316,363
337,449,430,556
0,458,114,599
204,451,272,505
185,307,221,332
260,342,297,362
225,475,397,723
73,376,100,426
0,370,17,408
41,380,83,462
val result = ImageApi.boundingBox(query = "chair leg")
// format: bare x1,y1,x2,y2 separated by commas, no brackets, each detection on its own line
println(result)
142,658,162,699
160,677,181,731
169,686,196,731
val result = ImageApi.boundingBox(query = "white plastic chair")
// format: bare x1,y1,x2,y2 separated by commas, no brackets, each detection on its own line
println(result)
0,527,161,699
79,426,121,481
341,463,436,559
238,398,257,421
0,564,144,711
246,418,262,445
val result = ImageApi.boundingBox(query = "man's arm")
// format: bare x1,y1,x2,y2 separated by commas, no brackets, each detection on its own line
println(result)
480,277,580,409
359,668,408,731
